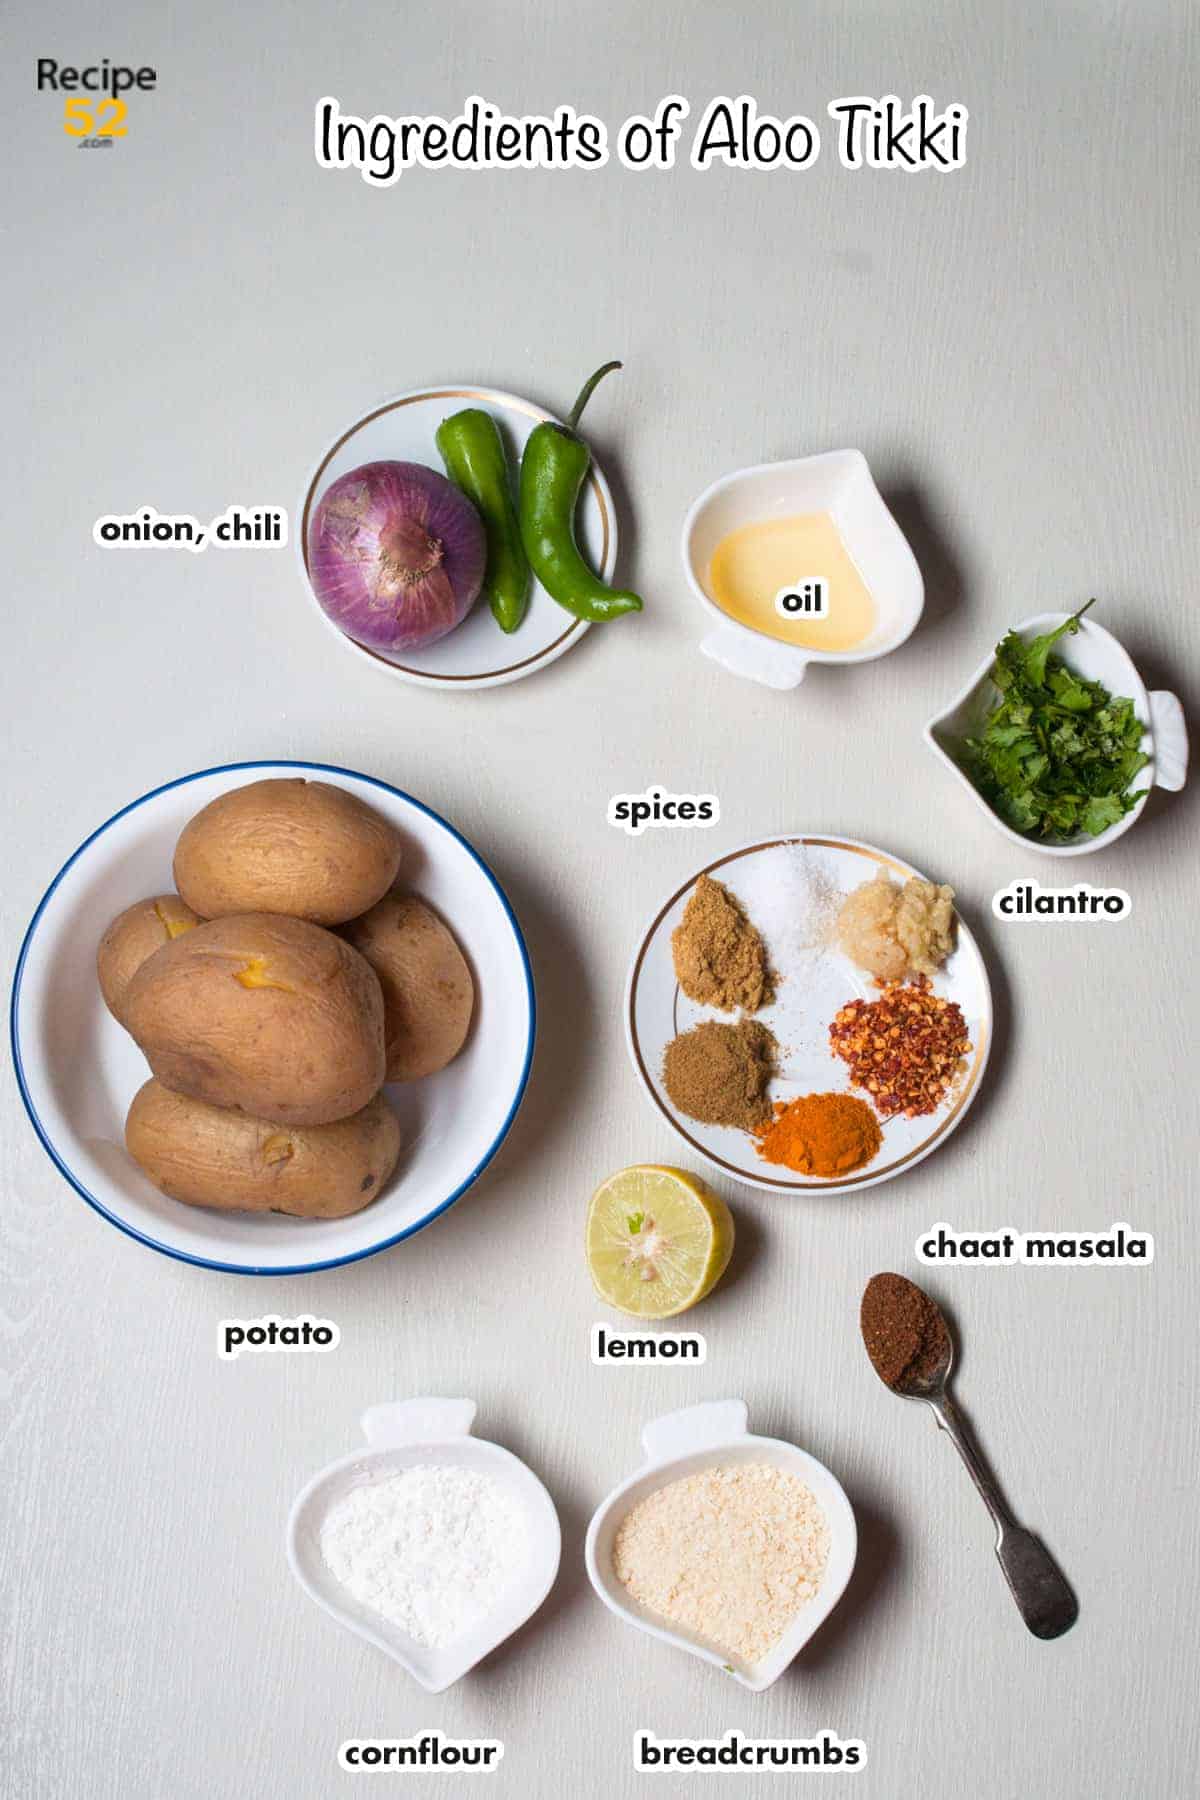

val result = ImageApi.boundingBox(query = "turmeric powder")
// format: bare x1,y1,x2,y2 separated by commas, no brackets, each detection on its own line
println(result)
754,1091,881,1177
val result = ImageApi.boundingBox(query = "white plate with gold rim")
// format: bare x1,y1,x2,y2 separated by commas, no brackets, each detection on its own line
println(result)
625,836,992,1195
297,386,617,690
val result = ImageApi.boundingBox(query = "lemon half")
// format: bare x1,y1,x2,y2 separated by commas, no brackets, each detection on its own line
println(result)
586,1165,734,1319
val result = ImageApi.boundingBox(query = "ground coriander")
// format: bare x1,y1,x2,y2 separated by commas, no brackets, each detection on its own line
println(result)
671,874,775,1012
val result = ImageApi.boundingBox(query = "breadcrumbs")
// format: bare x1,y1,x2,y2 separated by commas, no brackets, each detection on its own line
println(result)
612,1463,829,1667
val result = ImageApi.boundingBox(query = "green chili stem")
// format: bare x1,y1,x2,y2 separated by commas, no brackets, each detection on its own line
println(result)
567,360,623,431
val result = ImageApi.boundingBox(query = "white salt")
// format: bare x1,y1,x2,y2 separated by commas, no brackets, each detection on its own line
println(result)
741,841,842,972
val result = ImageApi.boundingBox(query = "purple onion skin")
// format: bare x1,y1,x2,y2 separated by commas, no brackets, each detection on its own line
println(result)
308,461,487,653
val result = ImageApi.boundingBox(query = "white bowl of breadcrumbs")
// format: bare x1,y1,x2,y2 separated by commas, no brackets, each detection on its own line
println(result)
585,1399,857,1691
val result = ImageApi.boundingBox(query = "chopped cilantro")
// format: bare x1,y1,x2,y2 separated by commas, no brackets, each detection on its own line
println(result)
955,600,1149,841
626,1212,645,1235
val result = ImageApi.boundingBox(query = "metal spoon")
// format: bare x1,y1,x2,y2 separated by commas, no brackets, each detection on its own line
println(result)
865,1275,1078,1640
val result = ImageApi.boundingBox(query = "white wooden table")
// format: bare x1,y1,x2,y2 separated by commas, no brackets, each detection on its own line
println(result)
4,2,1197,1794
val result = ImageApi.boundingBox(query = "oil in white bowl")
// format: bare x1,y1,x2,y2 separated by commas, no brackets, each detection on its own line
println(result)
709,513,876,651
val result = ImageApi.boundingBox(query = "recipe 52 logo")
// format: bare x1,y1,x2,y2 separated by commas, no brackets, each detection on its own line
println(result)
37,57,157,148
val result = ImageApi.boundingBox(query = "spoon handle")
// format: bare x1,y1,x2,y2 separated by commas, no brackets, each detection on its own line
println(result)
926,1393,1077,1640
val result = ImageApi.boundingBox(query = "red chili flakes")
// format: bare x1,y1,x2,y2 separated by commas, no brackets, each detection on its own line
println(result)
829,977,971,1119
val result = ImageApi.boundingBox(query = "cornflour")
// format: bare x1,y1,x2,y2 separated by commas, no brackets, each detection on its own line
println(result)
320,1464,526,1648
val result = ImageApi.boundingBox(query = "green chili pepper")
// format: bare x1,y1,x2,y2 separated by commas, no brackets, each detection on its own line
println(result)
436,408,531,633
518,361,643,623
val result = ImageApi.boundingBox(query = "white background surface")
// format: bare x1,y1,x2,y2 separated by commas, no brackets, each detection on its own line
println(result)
3,3,1197,1796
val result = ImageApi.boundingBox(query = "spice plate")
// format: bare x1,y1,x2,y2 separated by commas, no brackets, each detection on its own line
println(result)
10,759,535,1273
287,1398,561,1693
626,836,992,1195
298,386,617,690
924,610,1188,855
585,1400,856,1691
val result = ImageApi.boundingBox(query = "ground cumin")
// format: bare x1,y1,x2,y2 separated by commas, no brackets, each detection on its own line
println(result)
662,1018,777,1129
671,875,774,1012
860,1272,950,1390
754,1091,881,1176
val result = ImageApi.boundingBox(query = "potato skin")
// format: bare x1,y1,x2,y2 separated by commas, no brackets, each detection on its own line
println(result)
173,778,402,926
97,894,202,1027
125,1079,401,1218
122,913,386,1125
342,895,474,1081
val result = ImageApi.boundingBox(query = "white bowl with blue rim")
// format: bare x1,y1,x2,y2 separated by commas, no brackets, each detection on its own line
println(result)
10,760,535,1275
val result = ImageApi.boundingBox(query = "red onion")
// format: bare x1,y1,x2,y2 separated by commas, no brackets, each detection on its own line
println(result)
308,461,486,653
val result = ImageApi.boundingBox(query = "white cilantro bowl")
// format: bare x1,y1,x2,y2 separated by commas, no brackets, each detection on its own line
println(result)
924,611,1188,856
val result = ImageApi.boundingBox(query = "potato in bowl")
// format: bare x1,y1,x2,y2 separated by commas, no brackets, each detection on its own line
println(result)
174,777,402,925
125,1081,402,1218
342,894,475,1082
12,761,533,1272
97,893,201,1026
122,913,386,1127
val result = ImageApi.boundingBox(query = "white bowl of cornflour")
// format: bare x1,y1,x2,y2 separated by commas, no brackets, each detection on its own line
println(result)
585,1400,856,1691
287,1398,561,1692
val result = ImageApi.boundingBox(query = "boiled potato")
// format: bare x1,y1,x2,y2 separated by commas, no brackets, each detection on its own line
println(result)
173,778,402,925
126,1079,401,1217
97,894,202,1027
122,913,386,1125
342,894,474,1081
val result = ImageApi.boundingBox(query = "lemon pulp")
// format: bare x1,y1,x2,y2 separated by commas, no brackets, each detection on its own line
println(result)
586,1165,734,1319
